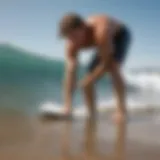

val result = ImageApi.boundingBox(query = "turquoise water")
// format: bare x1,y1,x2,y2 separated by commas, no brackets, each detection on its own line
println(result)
0,44,112,115
0,44,159,115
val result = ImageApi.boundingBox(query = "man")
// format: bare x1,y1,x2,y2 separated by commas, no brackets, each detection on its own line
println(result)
59,13,131,122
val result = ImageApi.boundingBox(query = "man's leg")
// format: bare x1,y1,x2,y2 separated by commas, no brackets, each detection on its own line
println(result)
83,64,111,118
83,83,97,118
83,53,100,118
110,61,127,122
110,26,131,123
83,59,126,121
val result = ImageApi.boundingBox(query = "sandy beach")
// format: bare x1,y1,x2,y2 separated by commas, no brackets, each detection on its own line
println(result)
0,111,160,160
0,1,159,159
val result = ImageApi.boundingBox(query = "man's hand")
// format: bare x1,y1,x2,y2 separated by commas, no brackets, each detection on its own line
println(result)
77,79,88,89
77,74,93,89
78,60,108,89
63,106,72,115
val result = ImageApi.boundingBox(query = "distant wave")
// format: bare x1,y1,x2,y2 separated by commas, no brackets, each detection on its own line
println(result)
0,44,65,78
0,44,160,91
0,44,160,112
124,71,160,91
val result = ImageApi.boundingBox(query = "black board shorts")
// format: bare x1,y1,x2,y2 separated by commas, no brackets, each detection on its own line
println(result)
87,25,131,72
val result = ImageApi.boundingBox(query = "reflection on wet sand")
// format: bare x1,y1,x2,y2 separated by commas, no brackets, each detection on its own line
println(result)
0,113,33,148
114,122,126,160
0,115,160,160
61,119,126,160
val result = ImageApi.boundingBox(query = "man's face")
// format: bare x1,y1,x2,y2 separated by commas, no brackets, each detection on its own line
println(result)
67,27,86,47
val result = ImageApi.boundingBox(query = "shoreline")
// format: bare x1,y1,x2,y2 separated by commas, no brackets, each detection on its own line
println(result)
0,111,160,160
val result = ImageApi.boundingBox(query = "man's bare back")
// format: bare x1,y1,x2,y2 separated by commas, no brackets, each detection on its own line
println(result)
66,15,123,51
59,13,131,123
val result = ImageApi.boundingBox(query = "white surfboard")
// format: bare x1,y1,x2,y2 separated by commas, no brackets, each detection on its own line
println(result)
39,102,90,119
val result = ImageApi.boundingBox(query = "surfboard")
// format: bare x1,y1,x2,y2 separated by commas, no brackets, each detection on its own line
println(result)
39,102,90,119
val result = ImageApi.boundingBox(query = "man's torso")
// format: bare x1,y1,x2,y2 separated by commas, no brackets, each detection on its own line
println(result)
84,15,123,47
72,15,123,51
66,15,126,59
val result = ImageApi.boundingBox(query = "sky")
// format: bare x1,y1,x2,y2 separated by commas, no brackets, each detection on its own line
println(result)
0,0,160,68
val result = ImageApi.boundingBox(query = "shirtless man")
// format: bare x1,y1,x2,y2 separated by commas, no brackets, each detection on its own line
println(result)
59,13,131,122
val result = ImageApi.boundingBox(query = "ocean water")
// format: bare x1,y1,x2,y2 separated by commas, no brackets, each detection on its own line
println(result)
0,44,160,115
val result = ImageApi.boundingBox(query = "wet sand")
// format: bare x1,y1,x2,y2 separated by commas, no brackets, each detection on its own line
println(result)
0,112,160,160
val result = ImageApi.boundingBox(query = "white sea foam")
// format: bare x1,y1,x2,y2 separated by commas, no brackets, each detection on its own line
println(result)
40,71,160,115
79,71,160,111
124,71,160,91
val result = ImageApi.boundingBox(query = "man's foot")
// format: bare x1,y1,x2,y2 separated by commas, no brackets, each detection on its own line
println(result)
112,111,127,124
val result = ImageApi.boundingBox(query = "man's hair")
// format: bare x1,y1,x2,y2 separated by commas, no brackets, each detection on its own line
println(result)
59,13,84,38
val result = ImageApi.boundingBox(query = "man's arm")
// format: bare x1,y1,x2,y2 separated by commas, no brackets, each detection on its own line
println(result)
64,44,77,113
80,21,114,87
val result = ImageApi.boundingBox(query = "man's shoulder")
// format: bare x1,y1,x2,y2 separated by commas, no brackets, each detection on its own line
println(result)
86,14,108,23
66,41,79,57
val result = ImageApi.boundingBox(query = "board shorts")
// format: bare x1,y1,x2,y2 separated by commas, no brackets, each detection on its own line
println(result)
87,25,131,72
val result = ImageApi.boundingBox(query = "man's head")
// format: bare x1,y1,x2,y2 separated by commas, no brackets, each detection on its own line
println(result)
59,13,87,46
